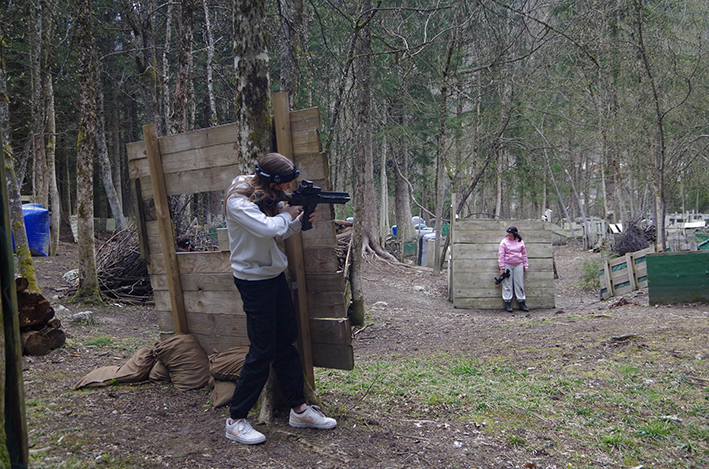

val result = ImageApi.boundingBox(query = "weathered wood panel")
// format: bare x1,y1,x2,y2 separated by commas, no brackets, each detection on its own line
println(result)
450,220,555,310
307,292,347,318
305,272,345,293
310,318,351,346
289,108,320,133
292,153,329,180
303,247,339,273
312,343,354,370
301,220,338,245
292,130,321,156
136,164,240,196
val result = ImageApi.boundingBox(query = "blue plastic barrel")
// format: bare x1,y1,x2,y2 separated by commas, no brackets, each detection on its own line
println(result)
22,204,50,256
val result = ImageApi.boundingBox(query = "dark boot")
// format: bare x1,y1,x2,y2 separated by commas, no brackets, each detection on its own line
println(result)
504,301,513,312
518,300,529,312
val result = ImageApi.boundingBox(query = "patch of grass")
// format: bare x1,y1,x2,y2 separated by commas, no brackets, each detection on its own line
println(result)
316,347,709,467
85,336,114,347
578,258,601,291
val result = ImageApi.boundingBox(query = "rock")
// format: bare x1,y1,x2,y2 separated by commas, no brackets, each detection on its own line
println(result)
62,269,79,284
69,311,96,325
413,286,425,291
373,301,389,308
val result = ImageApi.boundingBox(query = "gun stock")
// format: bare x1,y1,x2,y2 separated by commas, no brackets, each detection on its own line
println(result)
287,180,351,231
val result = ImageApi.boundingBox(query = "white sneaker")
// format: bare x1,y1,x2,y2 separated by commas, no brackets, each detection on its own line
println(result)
225,418,266,444
289,405,337,429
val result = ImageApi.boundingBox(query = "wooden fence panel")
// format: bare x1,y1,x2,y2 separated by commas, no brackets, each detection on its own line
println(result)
450,220,555,310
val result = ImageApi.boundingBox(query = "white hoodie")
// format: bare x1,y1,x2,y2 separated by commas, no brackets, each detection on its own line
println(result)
225,175,301,280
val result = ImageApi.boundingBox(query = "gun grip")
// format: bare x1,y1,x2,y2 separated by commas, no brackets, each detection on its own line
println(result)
300,205,315,231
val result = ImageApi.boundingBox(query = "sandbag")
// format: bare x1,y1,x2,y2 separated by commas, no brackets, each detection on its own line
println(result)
73,346,157,389
73,366,121,390
153,334,210,391
209,345,249,381
149,361,171,383
114,347,156,382
211,380,237,408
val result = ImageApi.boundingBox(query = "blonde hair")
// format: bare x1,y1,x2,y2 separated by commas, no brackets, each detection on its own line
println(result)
224,153,295,216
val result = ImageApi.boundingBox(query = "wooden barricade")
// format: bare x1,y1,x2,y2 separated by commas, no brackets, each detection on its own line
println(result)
449,220,556,310
126,92,353,383
598,246,656,299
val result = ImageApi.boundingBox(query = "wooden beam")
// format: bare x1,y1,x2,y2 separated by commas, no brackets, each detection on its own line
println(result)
143,124,189,334
273,92,315,389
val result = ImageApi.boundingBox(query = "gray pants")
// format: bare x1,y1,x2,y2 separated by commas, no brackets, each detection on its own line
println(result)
502,264,526,302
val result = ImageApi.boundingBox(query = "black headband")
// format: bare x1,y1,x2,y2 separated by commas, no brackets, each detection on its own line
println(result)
254,163,300,184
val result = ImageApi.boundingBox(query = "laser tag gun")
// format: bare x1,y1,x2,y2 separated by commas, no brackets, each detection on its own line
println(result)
287,180,351,231
494,269,510,285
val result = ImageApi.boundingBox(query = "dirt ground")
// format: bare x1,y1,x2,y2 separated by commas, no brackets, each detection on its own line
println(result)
22,241,709,468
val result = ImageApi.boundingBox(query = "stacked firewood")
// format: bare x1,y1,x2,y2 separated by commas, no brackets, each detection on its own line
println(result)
17,277,66,356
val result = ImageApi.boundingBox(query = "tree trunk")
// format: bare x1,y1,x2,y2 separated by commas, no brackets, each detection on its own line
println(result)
124,0,161,135
46,75,60,255
233,0,272,173
96,80,127,231
74,0,100,301
31,0,48,208
161,1,173,133
392,97,413,259
1,62,38,291
278,0,303,107
170,0,196,135
202,0,218,126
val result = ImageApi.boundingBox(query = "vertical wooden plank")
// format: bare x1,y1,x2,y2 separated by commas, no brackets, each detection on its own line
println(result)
144,124,189,334
1,148,29,467
273,92,315,389
133,178,150,262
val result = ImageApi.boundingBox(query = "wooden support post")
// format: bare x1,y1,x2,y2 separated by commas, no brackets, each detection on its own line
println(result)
273,92,315,389
1,149,29,467
143,124,189,334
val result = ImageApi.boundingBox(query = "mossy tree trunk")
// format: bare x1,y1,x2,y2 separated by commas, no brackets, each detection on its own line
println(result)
73,0,101,302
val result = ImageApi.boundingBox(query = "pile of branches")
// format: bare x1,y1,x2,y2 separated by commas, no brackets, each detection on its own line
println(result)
334,220,352,272
94,227,152,302
615,221,653,256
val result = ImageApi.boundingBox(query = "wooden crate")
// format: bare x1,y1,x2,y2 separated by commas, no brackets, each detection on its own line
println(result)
608,254,636,296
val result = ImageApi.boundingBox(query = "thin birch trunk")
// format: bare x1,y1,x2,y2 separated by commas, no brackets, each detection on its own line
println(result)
203,0,218,126
46,75,60,255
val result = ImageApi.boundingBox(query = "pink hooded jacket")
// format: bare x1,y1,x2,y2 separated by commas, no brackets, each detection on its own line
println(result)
498,237,529,269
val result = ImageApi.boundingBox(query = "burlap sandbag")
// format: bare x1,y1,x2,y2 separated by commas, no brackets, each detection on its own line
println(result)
73,366,121,389
149,360,171,383
153,334,210,391
73,347,156,389
211,380,237,408
209,345,249,381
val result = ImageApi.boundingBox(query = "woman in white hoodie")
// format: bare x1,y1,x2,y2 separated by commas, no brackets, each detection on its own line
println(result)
223,153,336,445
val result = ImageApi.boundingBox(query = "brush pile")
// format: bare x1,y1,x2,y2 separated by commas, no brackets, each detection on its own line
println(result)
615,221,654,256
94,227,152,301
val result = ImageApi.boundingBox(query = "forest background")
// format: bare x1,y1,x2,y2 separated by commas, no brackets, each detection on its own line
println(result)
2,0,709,291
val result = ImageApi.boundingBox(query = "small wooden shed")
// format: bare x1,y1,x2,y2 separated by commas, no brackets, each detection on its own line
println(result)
126,93,353,386
449,219,555,310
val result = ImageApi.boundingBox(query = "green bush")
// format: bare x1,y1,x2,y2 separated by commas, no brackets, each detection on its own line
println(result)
578,258,601,291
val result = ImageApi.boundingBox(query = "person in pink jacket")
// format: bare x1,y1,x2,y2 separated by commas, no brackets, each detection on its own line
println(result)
498,226,529,312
